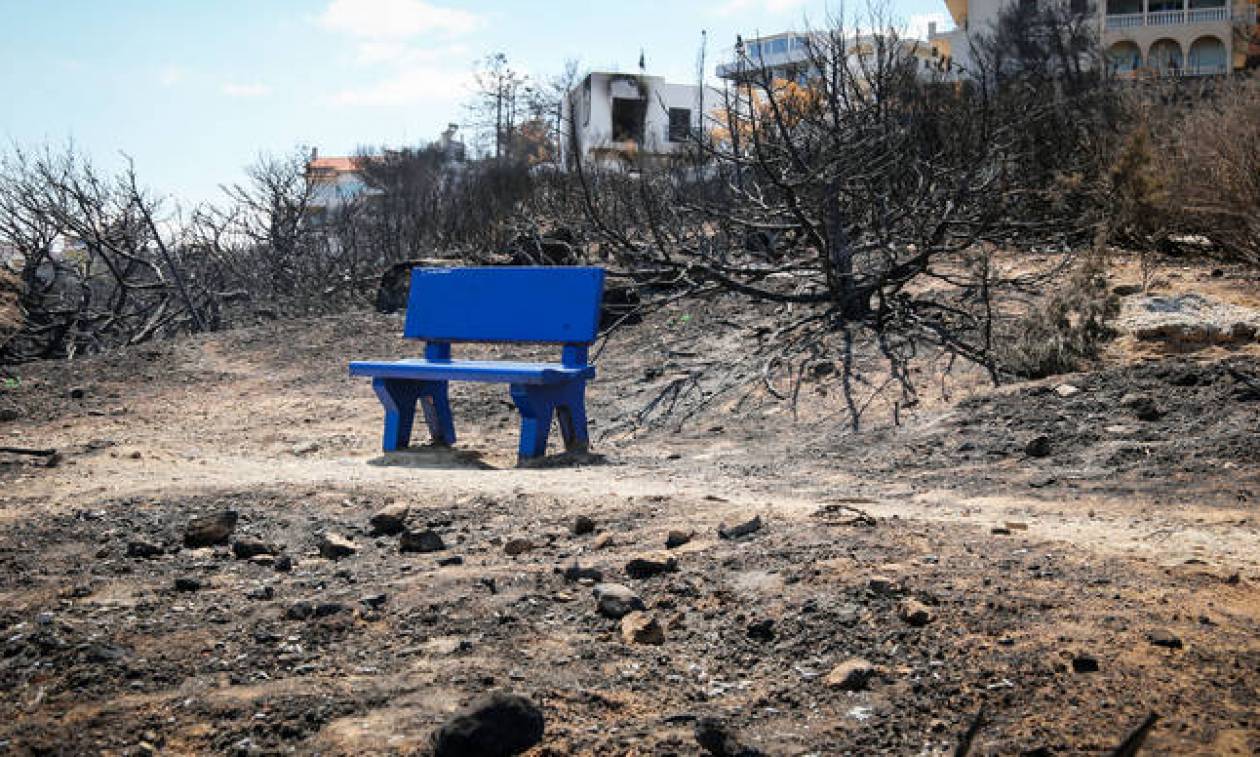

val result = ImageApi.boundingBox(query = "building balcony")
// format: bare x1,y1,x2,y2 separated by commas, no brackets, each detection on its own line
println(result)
716,50,810,79
1105,3,1255,29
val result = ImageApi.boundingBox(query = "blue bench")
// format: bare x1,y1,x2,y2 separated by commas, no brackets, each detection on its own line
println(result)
349,267,605,462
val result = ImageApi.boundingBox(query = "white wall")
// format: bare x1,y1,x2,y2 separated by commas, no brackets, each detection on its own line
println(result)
562,73,717,168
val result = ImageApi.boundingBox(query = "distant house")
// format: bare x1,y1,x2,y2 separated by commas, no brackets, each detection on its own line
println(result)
927,0,1258,77
561,72,717,170
304,124,467,223
304,152,371,223
715,30,941,86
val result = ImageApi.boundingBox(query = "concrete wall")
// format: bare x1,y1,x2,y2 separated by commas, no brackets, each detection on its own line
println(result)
562,72,715,169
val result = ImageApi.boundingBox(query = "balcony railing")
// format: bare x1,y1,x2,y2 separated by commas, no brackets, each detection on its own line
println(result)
1188,6,1229,20
1148,9,1186,24
1105,4,1253,29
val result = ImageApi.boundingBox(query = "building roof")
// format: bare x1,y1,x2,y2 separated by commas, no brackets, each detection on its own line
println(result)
307,156,363,173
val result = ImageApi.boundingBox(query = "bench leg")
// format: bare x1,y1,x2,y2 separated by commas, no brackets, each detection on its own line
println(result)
509,384,554,462
417,380,456,446
555,381,589,454
509,382,590,462
372,378,421,452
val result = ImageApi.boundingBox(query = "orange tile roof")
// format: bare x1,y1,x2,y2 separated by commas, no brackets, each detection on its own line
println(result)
307,156,362,172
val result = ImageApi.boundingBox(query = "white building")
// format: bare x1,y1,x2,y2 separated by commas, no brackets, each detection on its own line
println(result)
714,30,943,86
561,72,716,169
927,0,1258,77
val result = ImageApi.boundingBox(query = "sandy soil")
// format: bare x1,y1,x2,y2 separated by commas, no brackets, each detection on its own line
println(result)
0,260,1257,755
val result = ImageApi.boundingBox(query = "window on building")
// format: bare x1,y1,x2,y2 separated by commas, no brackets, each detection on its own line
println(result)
611,98,646,142
668,108,692,142
766,38,788,55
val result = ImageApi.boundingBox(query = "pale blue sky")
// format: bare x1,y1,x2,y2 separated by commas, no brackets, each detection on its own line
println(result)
0,0,948,208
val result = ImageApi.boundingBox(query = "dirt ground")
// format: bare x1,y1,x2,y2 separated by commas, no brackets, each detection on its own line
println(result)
1,259,1258,755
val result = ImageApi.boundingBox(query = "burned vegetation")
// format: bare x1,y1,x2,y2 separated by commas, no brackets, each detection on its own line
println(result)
2,4,1260,757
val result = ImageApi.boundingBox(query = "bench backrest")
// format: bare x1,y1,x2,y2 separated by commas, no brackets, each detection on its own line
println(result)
403,267,605,345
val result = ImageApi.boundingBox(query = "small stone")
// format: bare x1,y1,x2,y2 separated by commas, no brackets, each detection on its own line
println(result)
1025,435,1052,458
504,538,534,556
437,555,464,567
314,602,350,618
625,556,678,579
867,575,898,595
898,599,935,627
620,611,665,645
360,593,388,609
274,554,294,572
694,717,764,757
126,539,163,559
746,618,775,642
561,563,603,582
824,658,876,691
718,515,762,540
232,539,278,559
369,503,410,536
249,554,275,567
184,510,238,547
286,601,315,620
991,526,1012,535
174,577,202,592
665,530,693,549
572,515,596,535
1071,653,1099,673
432,691,544,757
1005,521,1029,531
246,585,275,601
1148,629,1183,650
400,528,445,553
592,582,646,619
68,386,87,399
593,533,616,550
318,532,358,560
1053,384,1081,398
293,440,319,455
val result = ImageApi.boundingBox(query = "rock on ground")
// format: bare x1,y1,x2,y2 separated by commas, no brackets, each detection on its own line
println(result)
898,599,935,627
317,532,358,560
592,582,645,619
369,503,410,535
1116,293,1260,347
694,717,765,757
824,658,875,691
400,528,445,553
620,611,665,645
232,538,278,559
431,691,544,757
183,510,238,548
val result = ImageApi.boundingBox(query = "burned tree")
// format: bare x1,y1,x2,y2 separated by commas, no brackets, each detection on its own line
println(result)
550,8,1118,428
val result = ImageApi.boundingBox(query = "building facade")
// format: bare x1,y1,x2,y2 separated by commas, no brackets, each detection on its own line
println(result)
716,31,940,83
561,72,714,169
928,0,1258,77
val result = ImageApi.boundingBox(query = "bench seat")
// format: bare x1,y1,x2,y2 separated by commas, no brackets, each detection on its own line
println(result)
349,359,595,385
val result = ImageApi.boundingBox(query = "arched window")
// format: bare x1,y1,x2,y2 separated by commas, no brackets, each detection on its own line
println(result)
1107,41,1142,74
1187,36,1227,75
1148,39,1183,75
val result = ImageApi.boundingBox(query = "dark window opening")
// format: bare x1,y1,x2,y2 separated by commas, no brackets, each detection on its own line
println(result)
611,97,646,142
668,108,692,142
1070,0,1088,14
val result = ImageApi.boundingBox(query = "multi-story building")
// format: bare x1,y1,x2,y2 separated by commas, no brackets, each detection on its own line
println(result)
928,0,1258,77
561,72,717,169
714,31,942,85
